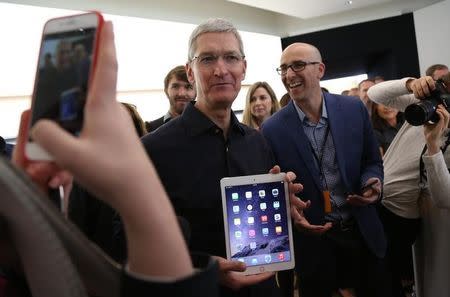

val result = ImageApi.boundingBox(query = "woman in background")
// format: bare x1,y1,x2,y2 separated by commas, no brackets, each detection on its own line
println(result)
242,81,280,130
371,102,404,156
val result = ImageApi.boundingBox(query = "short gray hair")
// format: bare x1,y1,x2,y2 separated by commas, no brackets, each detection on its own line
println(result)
187,18,245,62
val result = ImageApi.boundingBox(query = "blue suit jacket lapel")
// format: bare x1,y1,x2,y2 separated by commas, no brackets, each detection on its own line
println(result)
284,101,323,191
323,93,350,188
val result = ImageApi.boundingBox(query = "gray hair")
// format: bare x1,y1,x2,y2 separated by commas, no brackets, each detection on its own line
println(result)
187,18,245,61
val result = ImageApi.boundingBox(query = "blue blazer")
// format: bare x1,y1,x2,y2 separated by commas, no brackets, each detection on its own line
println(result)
262,92,386,275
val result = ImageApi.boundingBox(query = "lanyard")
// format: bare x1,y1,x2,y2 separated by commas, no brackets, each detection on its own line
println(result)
308,125,330,189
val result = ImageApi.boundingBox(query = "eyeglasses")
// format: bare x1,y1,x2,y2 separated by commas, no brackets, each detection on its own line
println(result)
276,61,320,75
191,53,245,68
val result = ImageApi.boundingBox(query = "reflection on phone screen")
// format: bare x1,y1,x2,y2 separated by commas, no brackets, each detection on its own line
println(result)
32,27,96,136
225,181,292,267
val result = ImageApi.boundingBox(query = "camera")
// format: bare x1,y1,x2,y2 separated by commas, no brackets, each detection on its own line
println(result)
405,79,450,126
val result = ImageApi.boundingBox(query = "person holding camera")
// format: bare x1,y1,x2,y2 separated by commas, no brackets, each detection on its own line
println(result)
368,73,450,297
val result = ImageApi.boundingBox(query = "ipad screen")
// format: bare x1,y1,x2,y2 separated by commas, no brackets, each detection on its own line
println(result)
224,180,292,267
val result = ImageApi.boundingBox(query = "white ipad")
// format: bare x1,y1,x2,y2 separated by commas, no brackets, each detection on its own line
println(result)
220,173,295,275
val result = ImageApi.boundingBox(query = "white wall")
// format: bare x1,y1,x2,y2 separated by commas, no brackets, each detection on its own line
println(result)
414,0,450,75
0,3,285,139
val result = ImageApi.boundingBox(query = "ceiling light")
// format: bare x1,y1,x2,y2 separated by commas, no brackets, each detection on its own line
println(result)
347,0,353,4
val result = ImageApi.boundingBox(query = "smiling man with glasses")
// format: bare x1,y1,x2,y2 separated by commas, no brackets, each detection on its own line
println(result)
140,18,304,297
261,43,392,297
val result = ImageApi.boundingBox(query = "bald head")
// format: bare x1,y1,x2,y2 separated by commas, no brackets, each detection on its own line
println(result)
282,43,322,63
279,42,325,106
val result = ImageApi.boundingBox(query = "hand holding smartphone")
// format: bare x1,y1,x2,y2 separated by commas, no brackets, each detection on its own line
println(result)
346,178,381,206
360,179,379,194
26,12,104,160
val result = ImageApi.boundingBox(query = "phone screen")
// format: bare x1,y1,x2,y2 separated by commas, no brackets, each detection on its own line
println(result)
224,181,292,267
31,27,97,135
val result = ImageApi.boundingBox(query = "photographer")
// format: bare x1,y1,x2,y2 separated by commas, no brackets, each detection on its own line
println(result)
367,74,450,297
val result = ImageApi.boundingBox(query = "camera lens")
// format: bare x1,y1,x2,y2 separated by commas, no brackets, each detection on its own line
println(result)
405,101,438,126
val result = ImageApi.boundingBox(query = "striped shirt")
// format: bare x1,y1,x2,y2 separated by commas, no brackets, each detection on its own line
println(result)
293,100,351,221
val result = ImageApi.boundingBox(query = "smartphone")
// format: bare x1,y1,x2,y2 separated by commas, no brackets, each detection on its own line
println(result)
220,173,295,275
360,180,378,193
26,12,104,160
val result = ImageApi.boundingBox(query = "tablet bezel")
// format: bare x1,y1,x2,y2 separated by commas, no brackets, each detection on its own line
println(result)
220,173,295,275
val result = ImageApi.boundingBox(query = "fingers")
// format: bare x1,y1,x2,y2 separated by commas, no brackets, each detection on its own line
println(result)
237,271,274,287
214,257,246,272
411,76,435,98
295,220,332,235
24,162,55,191
12,110,31,167
289,196,309,222
346,193,378,206
31,119,82,170
285,171,296,182
269,165,280,174
424,105,449,153
48,170,73,190
86,21,117,111
361,178,381,197
437,105,450,129
289,196,309,209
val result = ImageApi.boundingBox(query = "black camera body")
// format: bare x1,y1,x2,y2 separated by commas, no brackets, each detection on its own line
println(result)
405,79,450,126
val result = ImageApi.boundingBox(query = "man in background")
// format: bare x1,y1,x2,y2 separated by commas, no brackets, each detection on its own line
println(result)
145,65,196,132
425,63,448,80
358,79,375,115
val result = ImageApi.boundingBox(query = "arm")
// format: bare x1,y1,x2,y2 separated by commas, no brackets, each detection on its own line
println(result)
29,22,194,280
423,152,450,209
347,101,383,206
422,105,450,209
367,77,419,112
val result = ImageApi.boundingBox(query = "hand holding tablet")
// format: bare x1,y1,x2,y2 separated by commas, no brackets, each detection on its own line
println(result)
220,173,295,275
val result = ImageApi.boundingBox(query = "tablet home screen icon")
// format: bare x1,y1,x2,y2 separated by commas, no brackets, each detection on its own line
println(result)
273,201,280,209
272,188,279,196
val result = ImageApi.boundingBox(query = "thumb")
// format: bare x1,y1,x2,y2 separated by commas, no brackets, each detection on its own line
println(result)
32,119,83,169
219,259,246,273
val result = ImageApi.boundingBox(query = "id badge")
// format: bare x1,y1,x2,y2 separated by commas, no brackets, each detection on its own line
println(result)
322,190,332,213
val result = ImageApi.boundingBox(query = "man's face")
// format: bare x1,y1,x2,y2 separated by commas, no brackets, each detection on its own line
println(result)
187,32,246,109
432,68,449,80
280,45,324,104
359,80,375,105
166,76,196,116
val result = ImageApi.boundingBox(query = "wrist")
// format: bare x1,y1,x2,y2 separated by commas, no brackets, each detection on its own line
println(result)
405,78,416,93
426,143,440,155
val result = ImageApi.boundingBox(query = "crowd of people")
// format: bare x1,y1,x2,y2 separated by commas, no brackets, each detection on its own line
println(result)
0,16,449,297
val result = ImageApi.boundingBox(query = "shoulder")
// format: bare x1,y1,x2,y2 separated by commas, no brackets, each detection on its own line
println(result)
146,116,165,132
325,93,368,119
326,92,364,107
263,102,295,129
142,117,185,150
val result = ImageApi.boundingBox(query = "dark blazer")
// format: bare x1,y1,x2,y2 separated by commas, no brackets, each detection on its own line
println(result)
145,116,165,133
261,92,386,275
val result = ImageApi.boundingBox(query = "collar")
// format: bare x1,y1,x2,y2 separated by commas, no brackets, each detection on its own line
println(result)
163,112,172,123
293,94,328,123
181,102,245,137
